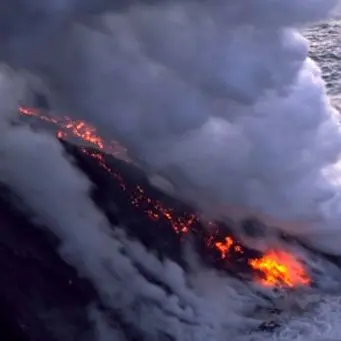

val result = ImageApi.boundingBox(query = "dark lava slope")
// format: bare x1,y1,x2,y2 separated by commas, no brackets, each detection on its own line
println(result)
0,139,327,340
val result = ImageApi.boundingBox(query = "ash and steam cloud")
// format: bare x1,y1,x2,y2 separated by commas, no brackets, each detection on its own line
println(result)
0,67,260,340
4,0,341,254
1,0,341,340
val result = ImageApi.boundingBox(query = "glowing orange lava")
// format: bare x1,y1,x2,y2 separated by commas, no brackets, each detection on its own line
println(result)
19,106,129,161
18,106,311,289
249,250,311,288
215,237,234,259
213,234,310,288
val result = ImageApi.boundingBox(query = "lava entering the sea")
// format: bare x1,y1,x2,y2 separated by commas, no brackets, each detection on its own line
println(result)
18,106,311,289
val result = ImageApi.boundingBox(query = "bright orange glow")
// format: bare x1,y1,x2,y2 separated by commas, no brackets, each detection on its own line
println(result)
18,106,311,289
19,106,129,161
213,234,310,288
81,149,196,235
215,237,234,259
248,250,311,288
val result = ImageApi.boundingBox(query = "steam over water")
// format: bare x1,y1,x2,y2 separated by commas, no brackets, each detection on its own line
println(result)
2,0,341,340
3,0,341,254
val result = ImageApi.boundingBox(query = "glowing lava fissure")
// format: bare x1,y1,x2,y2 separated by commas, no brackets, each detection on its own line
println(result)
18,106,311,289
249,251,311,288
19,106,130,161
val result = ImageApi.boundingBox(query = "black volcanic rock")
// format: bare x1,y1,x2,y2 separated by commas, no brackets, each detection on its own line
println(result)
0,140,260,340
0,140,329,340
0,185,96,341
61,141,263,272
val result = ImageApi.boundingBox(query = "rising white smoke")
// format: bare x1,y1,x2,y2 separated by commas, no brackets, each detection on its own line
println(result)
6,0,341,254
2,1,341,340
0,65,266,340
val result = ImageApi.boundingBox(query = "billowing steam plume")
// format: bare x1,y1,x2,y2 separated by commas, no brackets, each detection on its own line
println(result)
4,0,341,254
1,0,341,340
0,67,263,340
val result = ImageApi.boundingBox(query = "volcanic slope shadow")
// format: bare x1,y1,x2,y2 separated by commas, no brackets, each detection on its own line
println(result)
61,140,265,271
0,139,201,341
0,139,328,341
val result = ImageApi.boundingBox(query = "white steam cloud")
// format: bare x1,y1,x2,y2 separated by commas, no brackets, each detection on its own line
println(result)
2,1,341,340
6,0,341,254
0,67,263,340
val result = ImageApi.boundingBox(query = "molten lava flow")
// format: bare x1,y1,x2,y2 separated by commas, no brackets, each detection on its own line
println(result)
18,106,311,289
19,106,130,161
81,152,311,289
249,250,311,288
215,237,234,259
213,233,310,288
82,149,196,235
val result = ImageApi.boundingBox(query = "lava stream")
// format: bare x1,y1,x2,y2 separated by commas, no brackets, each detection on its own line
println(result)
18,106,311,289
249,250,311,288
19,106,130,161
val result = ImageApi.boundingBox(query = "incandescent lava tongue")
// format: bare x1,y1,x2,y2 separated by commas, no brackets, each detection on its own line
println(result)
18,105,312,290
